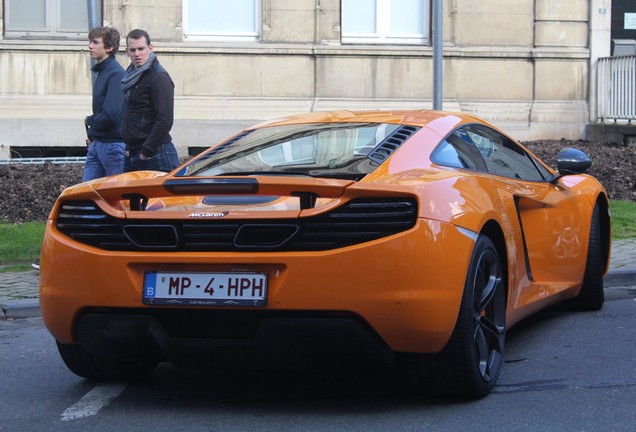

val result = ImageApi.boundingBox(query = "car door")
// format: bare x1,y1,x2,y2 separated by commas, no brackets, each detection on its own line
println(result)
461,125,588,285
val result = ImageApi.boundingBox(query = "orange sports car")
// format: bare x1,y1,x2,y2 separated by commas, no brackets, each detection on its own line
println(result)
39,110,610,398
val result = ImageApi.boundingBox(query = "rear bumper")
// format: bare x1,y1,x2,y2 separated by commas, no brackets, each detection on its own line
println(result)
40,218,476,353
75,311,396,368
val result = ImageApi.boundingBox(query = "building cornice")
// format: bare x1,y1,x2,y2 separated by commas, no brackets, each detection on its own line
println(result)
0,40,590,59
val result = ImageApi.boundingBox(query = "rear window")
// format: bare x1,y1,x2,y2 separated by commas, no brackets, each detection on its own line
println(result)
176,123,405,180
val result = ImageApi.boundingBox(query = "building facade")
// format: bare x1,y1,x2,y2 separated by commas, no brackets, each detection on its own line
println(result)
0,0,613,159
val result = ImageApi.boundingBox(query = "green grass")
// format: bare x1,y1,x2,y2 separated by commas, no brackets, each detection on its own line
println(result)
0,221,45,272
0,199,634,272
610,200,636,240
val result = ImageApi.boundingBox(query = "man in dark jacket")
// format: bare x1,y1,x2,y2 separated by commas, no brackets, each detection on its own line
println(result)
83,26,126,181
121,29,179,172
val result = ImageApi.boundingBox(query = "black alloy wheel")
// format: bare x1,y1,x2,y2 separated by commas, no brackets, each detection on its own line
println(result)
471,240,506,385
400,235,506,399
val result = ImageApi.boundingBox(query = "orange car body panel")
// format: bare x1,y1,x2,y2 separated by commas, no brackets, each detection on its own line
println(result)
39,110,610,354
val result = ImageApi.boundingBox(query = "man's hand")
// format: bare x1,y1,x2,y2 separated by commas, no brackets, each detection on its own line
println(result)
84,116,91,146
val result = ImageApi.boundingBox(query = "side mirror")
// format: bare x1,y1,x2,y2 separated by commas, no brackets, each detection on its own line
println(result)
556,147,592,175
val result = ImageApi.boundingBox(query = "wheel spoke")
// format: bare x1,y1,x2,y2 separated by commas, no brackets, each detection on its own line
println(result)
485,351,501,382
481,316,505,353
481,315,505,338
474,319,503,382
479,275,497,310
474,255,486,305
476,251,500,311
473,325,489,376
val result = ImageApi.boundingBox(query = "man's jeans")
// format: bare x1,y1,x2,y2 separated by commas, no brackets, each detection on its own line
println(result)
124,142,179,173
82,140,126,182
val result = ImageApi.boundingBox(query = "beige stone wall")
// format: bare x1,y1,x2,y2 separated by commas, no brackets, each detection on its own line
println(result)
450,0,534,46
0,0,612,159
112,0,183,41
535,0,589,47
535,59,589,100
0,47,91,95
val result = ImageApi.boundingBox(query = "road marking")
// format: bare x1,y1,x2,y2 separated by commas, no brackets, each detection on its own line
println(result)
61,383,126,421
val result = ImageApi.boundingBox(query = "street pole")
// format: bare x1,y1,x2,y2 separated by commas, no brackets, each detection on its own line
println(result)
87,0,102,84
432,0,443,110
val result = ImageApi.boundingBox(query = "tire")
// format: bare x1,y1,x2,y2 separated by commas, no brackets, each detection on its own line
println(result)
56,341,158,381
562,204,604,311
401,235,506,399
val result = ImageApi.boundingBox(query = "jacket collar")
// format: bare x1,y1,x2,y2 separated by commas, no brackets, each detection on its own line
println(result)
91,55,115,74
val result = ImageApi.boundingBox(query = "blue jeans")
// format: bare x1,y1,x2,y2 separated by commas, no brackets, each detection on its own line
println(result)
82,140,126,182
124,142,179,173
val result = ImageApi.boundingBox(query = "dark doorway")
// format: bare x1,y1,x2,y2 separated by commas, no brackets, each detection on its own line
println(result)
9,146,87,159
612,0,636,54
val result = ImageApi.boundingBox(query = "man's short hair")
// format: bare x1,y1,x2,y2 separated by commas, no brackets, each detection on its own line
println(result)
126,29,151,46
88,26,121,56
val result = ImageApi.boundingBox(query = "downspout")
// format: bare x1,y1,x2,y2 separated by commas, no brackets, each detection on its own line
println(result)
311,0,322,113
87,0,102,84
433,0,443,110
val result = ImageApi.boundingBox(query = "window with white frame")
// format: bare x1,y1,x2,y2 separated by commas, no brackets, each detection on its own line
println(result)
183,0,261,41
341,0,430,45
4,0,88,39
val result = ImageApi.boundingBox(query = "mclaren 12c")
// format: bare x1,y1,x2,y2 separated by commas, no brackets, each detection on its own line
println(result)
39,110,611,398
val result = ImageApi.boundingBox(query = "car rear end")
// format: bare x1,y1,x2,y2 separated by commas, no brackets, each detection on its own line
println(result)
40,115,476,373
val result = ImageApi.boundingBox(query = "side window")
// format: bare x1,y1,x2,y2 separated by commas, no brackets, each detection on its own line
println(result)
4,0,88,39
341,0,430,45
466,126,546,181
431,129,488,172
183,0,261,41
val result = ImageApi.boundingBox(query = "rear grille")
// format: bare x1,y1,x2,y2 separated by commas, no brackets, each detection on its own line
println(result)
56,198,418,252
57,201,134,250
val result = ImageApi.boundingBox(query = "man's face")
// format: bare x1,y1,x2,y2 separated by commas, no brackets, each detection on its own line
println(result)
88,36,111,62
126,37,153,68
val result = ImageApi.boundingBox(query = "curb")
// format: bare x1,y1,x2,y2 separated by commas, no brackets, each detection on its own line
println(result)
604,269,636,288
2,270,636,321
1,298,40,320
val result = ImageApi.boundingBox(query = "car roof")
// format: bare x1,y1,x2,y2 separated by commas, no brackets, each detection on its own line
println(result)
250,109,485,129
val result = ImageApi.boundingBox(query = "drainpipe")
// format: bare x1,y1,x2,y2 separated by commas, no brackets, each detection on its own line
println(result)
432,0,443,110
87,0,102,84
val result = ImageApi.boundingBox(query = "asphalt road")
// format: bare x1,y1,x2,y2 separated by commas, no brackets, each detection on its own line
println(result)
1,286,635,432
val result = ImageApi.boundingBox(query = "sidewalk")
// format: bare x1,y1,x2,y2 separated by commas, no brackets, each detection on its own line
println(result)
2,238,636,320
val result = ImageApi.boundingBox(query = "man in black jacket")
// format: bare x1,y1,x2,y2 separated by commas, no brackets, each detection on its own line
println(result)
121,29,179,172
83,26,126,181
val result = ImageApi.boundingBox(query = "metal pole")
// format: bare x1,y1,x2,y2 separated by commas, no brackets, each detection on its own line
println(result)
87,0,101,31
432,0,443,110
87,0,102,83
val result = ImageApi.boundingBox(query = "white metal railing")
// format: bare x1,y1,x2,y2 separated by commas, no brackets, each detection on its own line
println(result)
0,157,86,165
597,55,636,122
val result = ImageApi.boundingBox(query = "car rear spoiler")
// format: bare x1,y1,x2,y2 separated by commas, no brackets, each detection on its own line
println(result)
88,176,356,211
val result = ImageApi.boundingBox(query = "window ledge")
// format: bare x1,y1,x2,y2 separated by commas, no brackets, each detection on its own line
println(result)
0,38,86,51
0,39,590,60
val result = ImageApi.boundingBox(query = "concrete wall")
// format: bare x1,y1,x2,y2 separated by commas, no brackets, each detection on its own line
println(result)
0,0,613,159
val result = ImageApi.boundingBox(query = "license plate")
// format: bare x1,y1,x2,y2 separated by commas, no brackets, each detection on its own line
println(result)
143,271,267,306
